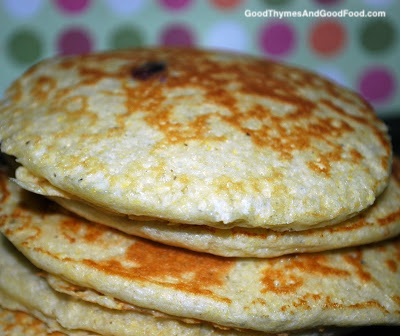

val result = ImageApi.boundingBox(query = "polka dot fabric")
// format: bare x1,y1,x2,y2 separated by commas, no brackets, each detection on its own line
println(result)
0,0,399,116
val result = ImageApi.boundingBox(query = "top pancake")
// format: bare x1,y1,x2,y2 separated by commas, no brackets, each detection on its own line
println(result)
0,48,391,229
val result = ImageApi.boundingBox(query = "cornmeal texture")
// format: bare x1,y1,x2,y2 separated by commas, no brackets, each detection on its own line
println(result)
0,48,392,229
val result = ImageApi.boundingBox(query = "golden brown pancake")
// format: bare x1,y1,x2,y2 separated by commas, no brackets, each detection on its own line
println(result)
0,48,392,230
0,307,68,336
0,173,399,334
48,157,400,257
10,158,400,257
0,234,352,336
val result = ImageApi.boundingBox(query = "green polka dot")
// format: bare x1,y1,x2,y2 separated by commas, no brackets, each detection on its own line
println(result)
7,29,43,64
360,19,396,53
109,26,144,50
261,0,292,6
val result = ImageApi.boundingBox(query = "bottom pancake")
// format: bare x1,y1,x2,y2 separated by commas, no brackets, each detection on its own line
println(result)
0,307,69,336
0,171,399,333
0,234,351,336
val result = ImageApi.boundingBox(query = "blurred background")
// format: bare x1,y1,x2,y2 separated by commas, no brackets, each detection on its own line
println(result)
1,0,399,118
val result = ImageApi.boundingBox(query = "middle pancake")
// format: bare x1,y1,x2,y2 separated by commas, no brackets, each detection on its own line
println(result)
12,158,400,257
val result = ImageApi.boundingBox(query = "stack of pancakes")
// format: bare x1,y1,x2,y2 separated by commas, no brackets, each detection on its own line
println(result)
0,48,399,335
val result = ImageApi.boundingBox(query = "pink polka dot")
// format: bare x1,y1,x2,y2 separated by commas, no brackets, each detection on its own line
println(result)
55,0,90,14
159,0,192,11
358,67,396,104
259,21,296,57
210,0,243,10
57,27,93,55
159,24,195,46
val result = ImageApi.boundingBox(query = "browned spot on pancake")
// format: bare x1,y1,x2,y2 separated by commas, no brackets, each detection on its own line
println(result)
0,171,10,206
27,79,100,135
252,298,267,306
392,296,400,307
321,99,390,151
53,279,81,293
212,176,264,200
262,254,350,294
52,87,72,102
302,216,369,237
372,124,392,160
35,271,47,279
287,254,350,276
6,77,23,103
55,279,137,310
3,311,35,332
343,251,372,282
82,224,105,243
29,76,57,102
30,246,76,264
59,218,80,243
291,293,323,310
60,218,81,233
347,300,389,312
56,94,98,128
58,57,76,70
381,156,390,174
1,309,66,336
23,60,44,77
326,217,369,233
350,149,363,163
386,259,398,272
323,296,388,313
377,209,400,227
292,297,312,310
321,99,391,168
124,239,234,292
308,157,331,175
306,293,322,301
231,227,271,239
60,218,105,244
261,269,303,294
8,207,41,241
82,238,234,302
78,65,126,86
278,293,326,313
320,99,366,124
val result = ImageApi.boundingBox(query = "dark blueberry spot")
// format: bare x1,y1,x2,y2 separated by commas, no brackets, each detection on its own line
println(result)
246,132,251,136
25,140,30,145
78,178,83,181
131,61,166,80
